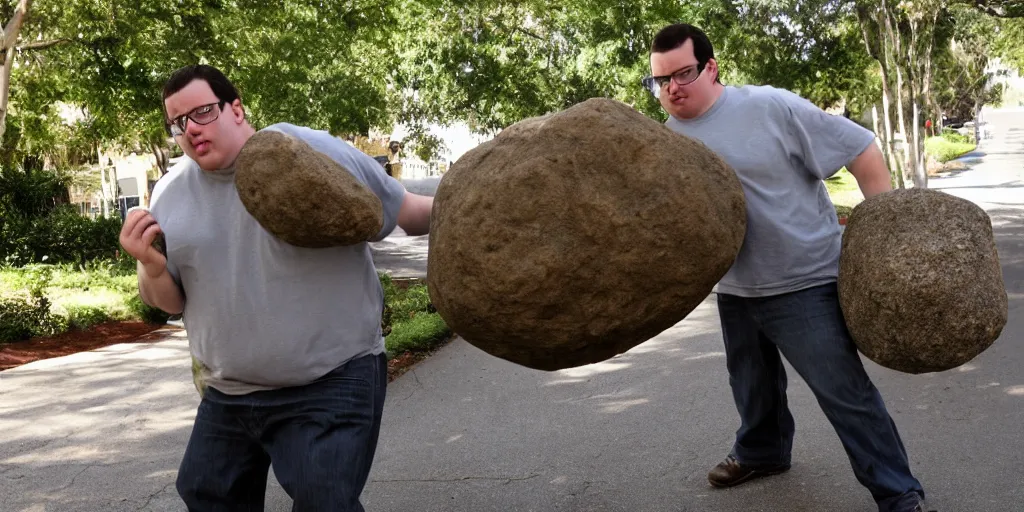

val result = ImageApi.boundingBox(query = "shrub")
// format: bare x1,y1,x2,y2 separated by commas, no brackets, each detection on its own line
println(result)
835,204,853,219
125,294,172,325
65,304,112,331
386,312,451,354
377,272,451,355
0,206,123,266
941,128,972,145
924,135,976,163
0,293,65,343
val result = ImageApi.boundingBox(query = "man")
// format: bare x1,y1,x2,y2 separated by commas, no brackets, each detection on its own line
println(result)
118,64,433,511
645,24,931,512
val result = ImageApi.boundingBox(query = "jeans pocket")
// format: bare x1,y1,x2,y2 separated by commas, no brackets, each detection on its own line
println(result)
313,360,377,414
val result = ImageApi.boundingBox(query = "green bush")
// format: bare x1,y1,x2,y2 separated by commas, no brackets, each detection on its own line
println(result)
0,264,446,354
3,206,123,266
377,272,451,356
0,262,169,343
65,304,111,331
0,294,65,343
835,204,853,219
386,312,451,354
940,128,972,144
126,294,172,325
0,165,70,219
924,135,976,163
1,164,112,267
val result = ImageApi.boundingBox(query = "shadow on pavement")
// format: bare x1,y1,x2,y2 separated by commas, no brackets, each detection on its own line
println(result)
0,334,198,511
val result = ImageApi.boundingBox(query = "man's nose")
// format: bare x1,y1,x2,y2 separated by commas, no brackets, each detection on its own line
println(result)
186,118,203,135
667,79,682,96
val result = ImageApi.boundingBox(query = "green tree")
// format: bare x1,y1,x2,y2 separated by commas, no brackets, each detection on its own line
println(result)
991,17,1024,70
5,0,400,164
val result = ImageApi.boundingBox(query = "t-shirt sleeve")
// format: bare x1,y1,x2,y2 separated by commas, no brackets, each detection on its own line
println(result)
267,124,407,241
148,175,183,286
774,89,877,180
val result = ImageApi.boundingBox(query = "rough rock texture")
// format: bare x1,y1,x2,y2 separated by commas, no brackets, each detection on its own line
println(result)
838,188,1007,374
427,98,747,371
235,130,383,248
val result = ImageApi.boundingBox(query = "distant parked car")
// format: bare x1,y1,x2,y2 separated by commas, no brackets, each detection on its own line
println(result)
942,114,965,129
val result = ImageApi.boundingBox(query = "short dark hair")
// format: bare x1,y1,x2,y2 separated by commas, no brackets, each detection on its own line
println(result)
161,65,241,120
651,24,721,83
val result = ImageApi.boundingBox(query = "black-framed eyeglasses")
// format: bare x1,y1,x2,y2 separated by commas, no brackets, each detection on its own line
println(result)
641,63,706,99
167,101,225,136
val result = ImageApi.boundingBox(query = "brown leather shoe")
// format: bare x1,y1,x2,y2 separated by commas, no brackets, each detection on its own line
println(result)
707,455,790,488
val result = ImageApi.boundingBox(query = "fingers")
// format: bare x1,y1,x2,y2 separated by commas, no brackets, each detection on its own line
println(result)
120,209,164,263
120,208,147,238
130,213,158,242
141,222,162,248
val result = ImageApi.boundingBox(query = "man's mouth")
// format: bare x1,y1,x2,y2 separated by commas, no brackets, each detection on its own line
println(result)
193,140,210,154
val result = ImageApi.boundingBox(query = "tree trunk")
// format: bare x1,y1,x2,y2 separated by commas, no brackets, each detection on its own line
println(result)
111,155,121,218
906,16,926,188
878,3,911,183
0,0,33,145
974,101,982,144
857,4,902,188
874,7,904,188
888,27,912,181
872,103,900,189
97,147,110,218
922,9,938,136
0,46,14,145
150,142,169,175
883,84,905,189
912,101,926,187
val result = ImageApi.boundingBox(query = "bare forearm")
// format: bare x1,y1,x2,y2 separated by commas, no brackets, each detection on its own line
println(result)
847,142,893,199
397,192,433,236
137,261,185,314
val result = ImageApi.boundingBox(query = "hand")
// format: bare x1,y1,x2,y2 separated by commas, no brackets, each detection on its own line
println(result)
119,208,167,278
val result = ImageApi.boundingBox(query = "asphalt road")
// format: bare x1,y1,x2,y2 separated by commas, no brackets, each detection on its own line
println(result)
0,108,1020,512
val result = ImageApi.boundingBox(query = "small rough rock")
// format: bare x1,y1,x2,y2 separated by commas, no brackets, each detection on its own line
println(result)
235,130,383,248
838,188,1007,374
426,98,747,371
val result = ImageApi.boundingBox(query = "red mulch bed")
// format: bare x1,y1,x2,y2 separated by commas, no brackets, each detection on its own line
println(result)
0,322,172,371
387,350,436,382
2,321,448,379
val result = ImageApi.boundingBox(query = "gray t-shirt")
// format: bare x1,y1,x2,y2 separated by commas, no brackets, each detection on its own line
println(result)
666,85,875,297
149,123,406,394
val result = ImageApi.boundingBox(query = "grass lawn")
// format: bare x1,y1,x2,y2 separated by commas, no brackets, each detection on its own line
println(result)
825,133,978,218
1,262,450,364
826,167,863,218
924,135,976,163
0,261,155,342
379,273,452,355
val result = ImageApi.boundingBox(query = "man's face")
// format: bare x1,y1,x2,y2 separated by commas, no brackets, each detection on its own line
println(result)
164,79,247,171
649,39,719,120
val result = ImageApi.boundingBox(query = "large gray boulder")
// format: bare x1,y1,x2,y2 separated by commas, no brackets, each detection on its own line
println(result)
838,188,1007,374
426,98,747,371
234,130,383,248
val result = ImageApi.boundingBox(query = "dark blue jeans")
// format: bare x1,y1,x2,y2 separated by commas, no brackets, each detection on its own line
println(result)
717,283,925,512
176,353,387,512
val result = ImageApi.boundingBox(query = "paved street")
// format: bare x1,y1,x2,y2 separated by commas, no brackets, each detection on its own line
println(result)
362,108,1024,512
0,109,1020,511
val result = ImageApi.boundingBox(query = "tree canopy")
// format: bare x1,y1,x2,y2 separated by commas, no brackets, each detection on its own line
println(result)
0,0,1019,167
